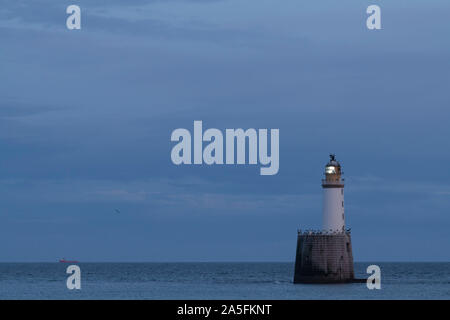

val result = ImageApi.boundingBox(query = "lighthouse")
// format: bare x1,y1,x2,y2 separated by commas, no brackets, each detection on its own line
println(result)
293,154,356,283
322,154,345,233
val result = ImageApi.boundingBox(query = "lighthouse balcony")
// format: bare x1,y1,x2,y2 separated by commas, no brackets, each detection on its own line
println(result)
297,228,351,236
321,179,344,187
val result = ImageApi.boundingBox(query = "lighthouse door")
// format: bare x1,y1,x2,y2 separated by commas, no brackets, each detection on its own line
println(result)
339,256,344,280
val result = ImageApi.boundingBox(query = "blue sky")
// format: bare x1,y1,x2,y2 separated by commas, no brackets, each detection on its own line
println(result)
0,0,449,262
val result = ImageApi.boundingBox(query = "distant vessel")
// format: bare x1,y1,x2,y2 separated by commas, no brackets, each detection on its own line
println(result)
59,258,79,263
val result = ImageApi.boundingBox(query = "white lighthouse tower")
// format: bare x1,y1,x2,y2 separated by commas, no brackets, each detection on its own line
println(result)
322,154,345,233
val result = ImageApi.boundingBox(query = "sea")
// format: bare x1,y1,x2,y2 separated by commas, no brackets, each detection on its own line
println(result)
0,262,448,300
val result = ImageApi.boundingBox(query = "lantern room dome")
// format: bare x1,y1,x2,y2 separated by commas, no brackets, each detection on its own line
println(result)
326,154,340,167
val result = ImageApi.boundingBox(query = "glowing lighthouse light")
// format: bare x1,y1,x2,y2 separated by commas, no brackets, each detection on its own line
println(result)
322,154,345,233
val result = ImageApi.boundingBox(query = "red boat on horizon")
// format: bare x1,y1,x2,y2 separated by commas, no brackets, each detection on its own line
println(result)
59,258,79,263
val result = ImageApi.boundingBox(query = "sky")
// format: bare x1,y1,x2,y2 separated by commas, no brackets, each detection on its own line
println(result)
0,0,449,262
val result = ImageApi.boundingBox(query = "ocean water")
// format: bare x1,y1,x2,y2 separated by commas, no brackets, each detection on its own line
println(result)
0,262,448,300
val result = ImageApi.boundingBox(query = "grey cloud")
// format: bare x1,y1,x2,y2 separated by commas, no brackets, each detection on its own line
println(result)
0,101,60,119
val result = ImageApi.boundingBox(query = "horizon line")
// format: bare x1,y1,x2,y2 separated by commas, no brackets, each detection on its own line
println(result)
0,260,449,263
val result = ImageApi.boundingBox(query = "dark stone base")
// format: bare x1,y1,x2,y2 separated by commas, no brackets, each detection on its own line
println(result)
294,232,355,284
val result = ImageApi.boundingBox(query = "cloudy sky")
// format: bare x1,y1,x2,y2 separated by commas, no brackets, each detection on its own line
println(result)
1,0,449,262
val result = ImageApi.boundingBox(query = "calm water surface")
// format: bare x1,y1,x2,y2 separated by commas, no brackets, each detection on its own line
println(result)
0,262,448,299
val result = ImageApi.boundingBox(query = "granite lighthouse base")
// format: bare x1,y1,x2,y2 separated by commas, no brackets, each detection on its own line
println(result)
294,231,355,283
